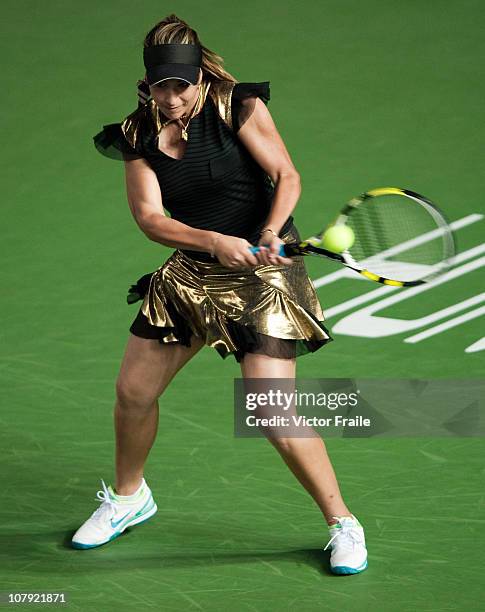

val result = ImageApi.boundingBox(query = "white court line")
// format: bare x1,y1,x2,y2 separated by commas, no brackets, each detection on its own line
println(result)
405,305,485,343
331,256,485,336
465,337,485,353
313,213,484,289
324,243,485,319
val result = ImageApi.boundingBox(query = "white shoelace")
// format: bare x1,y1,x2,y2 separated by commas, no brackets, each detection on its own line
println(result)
324,516,363,552
91,479,116,523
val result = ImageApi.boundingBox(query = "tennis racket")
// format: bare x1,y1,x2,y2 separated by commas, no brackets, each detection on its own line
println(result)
250,187,456,287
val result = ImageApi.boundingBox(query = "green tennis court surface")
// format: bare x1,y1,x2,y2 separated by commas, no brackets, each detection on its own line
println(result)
1,1,484,610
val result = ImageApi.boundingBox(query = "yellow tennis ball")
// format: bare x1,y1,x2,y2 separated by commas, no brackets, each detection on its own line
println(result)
321,225,355,253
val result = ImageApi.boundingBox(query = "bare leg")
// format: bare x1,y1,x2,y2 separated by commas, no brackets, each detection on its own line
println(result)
114,333,204,495
240,353,352,523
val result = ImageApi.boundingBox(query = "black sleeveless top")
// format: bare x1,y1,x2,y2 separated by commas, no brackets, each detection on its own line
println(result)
93,80,294,261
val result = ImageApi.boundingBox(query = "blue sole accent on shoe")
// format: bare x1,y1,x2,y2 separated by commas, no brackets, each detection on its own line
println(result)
71,530,123,549
71,499,157,550
331,560,368,575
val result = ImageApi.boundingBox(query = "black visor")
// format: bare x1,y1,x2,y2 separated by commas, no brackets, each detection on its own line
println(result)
143,43,202,86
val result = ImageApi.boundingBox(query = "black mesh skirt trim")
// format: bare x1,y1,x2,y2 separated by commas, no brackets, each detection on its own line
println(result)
129,301,194,347
128,286,333,362
225,317,333,362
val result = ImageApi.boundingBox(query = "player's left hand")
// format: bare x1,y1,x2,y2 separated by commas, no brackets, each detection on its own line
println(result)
255,233,293,266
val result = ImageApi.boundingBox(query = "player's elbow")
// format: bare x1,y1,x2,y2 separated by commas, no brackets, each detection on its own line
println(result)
275,168,300,183
138,212,166,241
274,169,301,193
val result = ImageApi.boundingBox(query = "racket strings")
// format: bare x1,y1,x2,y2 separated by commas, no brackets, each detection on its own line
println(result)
345,195,450,281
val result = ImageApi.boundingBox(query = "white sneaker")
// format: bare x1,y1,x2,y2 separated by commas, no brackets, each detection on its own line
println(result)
324,514,368,575
71,478,157,549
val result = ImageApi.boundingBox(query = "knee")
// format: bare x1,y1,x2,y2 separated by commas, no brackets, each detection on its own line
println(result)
266,435,295,454
267,433,322,454
115,377,157,411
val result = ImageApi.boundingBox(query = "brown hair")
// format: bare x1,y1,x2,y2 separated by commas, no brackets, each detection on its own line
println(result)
143,14,237,84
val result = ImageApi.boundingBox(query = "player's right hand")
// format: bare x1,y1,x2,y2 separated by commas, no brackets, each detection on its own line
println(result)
212,235,259,269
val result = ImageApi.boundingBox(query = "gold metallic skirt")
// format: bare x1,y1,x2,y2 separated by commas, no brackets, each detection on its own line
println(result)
127,226,333,361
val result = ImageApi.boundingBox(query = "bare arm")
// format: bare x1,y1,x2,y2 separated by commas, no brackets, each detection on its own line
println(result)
123,156,258,267
236,97,301,236
123,156,218,253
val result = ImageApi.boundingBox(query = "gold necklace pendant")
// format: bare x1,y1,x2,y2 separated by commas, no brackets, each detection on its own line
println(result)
178,116,191,141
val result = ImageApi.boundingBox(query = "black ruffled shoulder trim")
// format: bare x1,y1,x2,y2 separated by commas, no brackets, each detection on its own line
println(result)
232,81,270,105
230,82,271,132
93,123,143,162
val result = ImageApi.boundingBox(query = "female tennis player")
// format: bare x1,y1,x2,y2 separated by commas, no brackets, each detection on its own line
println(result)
71,14,368,575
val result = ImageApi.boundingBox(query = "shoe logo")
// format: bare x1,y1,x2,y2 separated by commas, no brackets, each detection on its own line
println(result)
134,497,154,517
111,511,132,529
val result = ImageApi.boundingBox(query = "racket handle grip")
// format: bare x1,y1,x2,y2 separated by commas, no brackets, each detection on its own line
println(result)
249,245,287,256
